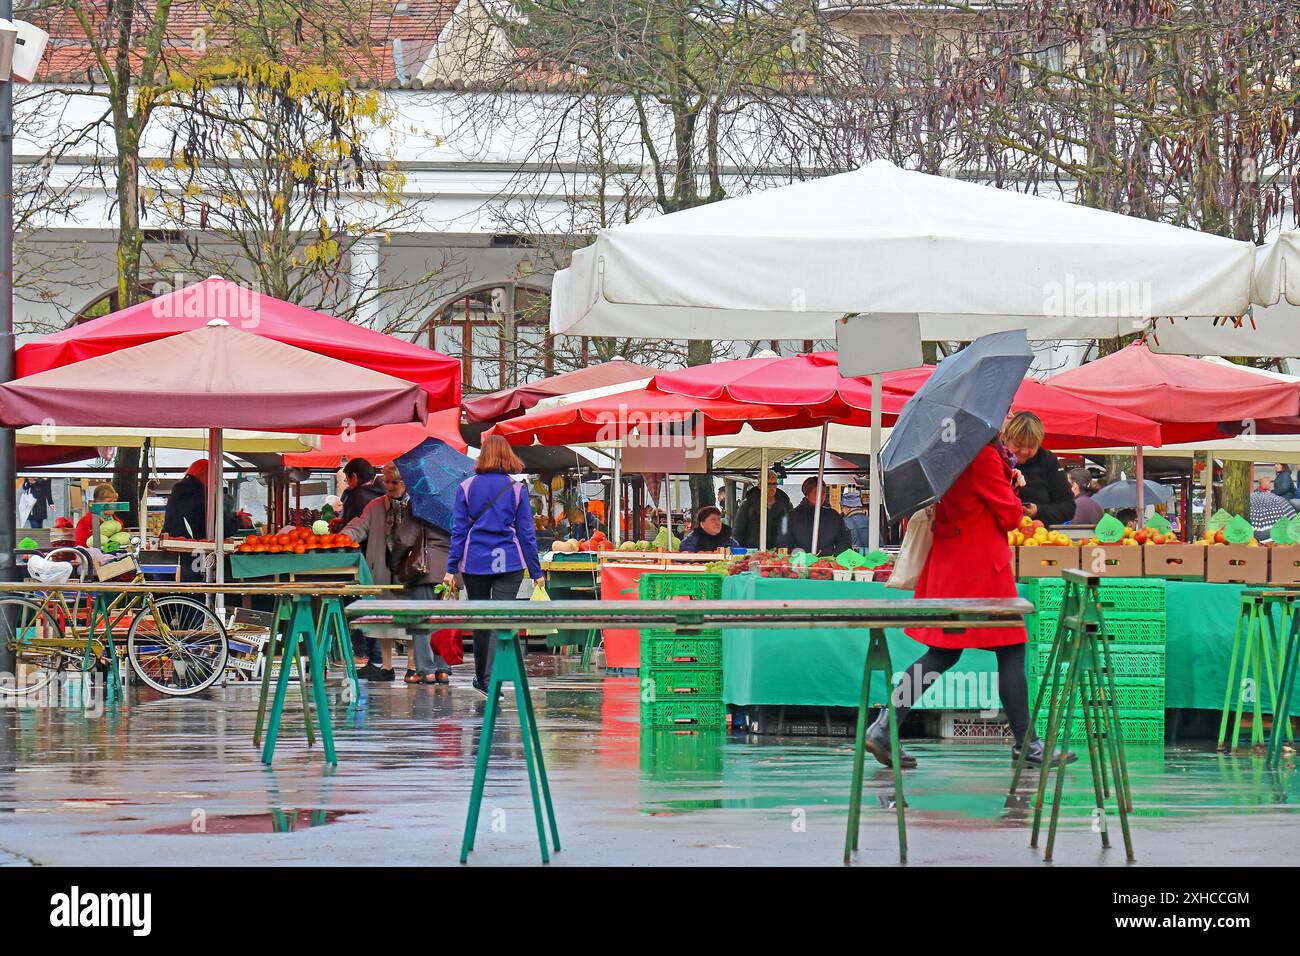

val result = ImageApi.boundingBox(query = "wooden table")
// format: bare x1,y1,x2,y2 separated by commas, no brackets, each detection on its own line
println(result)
349,596,1033,865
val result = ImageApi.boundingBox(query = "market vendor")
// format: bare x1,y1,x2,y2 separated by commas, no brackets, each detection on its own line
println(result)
163,459,238,581
680,506,739,552
75,483,118,547
784,477,852,556
734,468,792,549
1001,411,1075,528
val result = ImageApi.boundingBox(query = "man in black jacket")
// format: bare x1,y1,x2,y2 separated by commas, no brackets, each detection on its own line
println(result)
784,477,853,556
339,458,385,526
733,470,793,549
1002,412,1076,528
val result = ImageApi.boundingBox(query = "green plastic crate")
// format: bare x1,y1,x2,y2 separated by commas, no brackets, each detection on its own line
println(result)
1034,710,1165,742
638,573,725,602
1031,577,1166,613
640,634,723,668
643,667,724,699
1032,642,1166,678
1035,612,1166,645
643,699,727,728
1030,676,1164,712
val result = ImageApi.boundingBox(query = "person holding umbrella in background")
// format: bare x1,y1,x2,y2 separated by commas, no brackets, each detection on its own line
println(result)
1001,411,1075,528
873,331,1076,770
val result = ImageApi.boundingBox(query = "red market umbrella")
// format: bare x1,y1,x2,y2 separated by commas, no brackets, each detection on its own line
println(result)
486,385,825,446
882,367,1164,449
1048,341,1299,426
462,359,659,423
0,322,428,431
17,277,461,408
282,407,468,468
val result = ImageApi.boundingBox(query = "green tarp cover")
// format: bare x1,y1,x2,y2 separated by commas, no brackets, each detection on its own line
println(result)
228,551,373,585
720,573,1298,715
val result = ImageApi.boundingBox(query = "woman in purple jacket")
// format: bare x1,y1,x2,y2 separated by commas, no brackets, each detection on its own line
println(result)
444,435,545,695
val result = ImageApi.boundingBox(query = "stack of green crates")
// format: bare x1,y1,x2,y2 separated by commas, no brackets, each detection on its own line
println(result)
1027,577,1166,742
638,573,726,730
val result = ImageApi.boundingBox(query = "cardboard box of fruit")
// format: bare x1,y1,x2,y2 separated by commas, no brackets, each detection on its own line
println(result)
1009,517,1079,578
1138,515,1205,577
1268,544,1300,585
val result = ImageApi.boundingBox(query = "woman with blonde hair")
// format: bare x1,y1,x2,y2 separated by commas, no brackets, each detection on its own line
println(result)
445,435,544,696
1001,411,1075,528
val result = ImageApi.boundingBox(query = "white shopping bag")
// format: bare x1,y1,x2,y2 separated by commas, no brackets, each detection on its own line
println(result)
886,506,934,590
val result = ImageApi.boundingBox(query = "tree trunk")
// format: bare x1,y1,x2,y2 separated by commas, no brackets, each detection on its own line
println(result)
1221,460,1251,518
112,129,145,526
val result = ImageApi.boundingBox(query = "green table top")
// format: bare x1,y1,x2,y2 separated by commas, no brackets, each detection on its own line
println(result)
229,551,373,586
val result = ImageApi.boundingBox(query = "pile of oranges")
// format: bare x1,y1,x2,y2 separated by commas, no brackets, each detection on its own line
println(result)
236,527,360,555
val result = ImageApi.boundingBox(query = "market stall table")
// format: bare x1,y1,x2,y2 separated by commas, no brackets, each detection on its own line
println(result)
719,574,1300,721
348,595,1033,865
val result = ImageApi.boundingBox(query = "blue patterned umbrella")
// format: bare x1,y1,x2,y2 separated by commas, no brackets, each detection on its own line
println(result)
394,438,477,533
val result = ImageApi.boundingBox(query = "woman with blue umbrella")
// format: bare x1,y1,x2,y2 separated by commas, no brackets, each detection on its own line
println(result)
870,331,1077,770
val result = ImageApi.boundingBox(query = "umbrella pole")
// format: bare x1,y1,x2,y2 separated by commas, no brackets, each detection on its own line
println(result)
1135,446,1145,521
208,428,226,618
612,447,622,547
758,448,769,550
869,373,882,553
810,422,828,555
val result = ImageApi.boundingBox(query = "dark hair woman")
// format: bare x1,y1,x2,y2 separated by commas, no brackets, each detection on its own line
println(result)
680,506,739,553
864,440,1077,770
445,435,544,696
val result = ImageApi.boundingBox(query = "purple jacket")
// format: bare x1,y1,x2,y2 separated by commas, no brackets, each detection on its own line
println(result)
448,470,543,579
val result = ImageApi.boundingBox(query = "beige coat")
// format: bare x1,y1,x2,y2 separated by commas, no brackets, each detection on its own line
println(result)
343,494,450,586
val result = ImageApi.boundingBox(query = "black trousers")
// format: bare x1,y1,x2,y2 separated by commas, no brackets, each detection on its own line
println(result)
891,643,1032,745
461,570,526,685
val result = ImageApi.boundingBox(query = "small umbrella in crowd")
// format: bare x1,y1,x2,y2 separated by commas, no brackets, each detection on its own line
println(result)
880,330,1033,519
1090,479,1174,509
394,438,477,533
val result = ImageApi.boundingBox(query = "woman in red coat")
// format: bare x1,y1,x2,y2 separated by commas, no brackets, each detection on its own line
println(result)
865,441,1076,769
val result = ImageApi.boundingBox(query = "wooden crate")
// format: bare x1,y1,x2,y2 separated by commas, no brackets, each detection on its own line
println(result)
1016,545,1081,578
1205,544,1269,584
1267,545,1300,585
1142,544,1206,578
1077,544,1144,578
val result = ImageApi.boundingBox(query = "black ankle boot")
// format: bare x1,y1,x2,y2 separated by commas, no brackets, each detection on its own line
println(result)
863,709,917,769
1013,737,1078,767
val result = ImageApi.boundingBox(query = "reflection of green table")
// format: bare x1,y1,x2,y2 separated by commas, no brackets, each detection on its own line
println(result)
721,575,1300,716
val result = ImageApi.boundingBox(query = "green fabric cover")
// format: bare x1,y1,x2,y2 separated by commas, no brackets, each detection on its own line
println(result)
228,551,373,585
719,574,1299,715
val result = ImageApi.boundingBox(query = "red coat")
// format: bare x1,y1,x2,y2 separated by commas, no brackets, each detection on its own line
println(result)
905,443,1027,649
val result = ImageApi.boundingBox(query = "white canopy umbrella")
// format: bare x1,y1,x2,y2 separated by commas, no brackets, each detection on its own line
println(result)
551,160,1256,342
550,161,1256,547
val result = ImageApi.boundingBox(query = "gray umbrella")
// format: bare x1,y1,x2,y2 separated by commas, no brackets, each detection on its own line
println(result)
880,329,1033,519
1090,479,1173,509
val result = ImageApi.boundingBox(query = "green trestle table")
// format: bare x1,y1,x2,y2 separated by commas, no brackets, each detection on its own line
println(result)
720,574,1300,716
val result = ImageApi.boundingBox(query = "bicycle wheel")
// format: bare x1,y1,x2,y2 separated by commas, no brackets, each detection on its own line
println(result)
127,596,228,696
0,597,70,696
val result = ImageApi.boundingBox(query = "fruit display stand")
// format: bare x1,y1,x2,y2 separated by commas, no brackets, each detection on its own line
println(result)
539,552,599,653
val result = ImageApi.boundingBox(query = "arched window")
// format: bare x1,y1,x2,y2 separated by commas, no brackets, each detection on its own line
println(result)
426,282,572,393
72,285,156,325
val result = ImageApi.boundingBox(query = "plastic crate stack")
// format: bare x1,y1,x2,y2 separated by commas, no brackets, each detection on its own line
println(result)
1027,577,1167,743
638,573,726,730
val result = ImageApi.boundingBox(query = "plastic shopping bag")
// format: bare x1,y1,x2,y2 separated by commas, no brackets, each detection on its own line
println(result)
886,506,934,590
526,581,557,636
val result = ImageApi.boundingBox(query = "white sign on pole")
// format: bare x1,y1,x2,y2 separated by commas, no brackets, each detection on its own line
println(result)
835,313,924,377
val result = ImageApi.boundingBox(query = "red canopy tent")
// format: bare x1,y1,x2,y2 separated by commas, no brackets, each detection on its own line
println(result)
17,277,461,408
1049,341,1300,513
282,407,468,468
0,321,429,583
462,359,658,423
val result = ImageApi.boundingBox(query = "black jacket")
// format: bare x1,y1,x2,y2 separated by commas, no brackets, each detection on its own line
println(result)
341,474,385,526
783,500,853,556
23,478,53,523
163,475,237,538
1017,447,1076,528
733,486,793,549
680,523,739,553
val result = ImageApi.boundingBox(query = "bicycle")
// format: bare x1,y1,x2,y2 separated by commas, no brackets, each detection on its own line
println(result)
0,544,229,697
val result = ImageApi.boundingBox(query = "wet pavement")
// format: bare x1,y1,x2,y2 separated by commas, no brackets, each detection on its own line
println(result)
0,654,1297,866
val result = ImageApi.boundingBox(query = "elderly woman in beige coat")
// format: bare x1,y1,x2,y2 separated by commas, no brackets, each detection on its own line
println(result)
343,462,454,684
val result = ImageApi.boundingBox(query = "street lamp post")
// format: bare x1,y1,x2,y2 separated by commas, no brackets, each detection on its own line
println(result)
0,0,15,676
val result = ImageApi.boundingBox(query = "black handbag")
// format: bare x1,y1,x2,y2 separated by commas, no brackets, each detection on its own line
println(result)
395,522,429,585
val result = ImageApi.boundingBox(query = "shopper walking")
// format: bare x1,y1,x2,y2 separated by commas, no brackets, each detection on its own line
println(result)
864,439,1076,769
344,463,454,684
444,435,544,697
337,457,386,666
